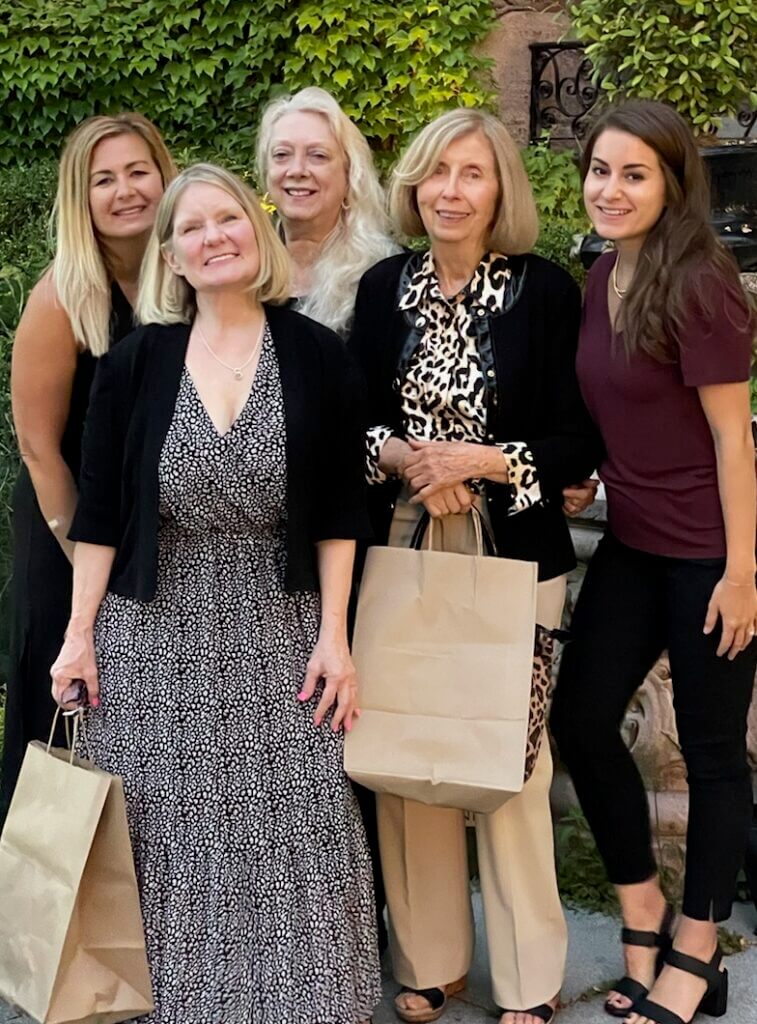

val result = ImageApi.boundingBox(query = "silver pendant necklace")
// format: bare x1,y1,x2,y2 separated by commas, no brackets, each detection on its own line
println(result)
194,318,265,380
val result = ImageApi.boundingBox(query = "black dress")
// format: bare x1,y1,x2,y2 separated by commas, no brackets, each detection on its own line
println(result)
0,283,133,820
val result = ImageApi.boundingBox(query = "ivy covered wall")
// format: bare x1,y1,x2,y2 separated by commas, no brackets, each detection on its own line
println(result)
0,0,497,166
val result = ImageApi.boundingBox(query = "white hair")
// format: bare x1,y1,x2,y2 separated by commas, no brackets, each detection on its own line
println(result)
256,87,399,335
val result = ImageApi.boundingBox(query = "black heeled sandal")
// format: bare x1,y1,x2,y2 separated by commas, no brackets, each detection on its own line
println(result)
605,904,675,1017
631,946,728,1024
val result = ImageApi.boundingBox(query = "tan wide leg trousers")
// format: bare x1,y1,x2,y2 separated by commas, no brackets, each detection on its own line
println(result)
378,496,568,1010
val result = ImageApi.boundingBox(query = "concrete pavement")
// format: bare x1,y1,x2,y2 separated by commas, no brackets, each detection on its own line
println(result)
3,898,756,1023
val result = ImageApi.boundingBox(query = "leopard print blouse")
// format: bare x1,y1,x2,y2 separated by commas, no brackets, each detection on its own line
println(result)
366,251,542,515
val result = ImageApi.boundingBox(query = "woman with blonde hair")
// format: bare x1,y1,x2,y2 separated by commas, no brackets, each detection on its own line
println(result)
51,163,381,1024
0,112,176,820
350,108,601,1024
256,85,398,335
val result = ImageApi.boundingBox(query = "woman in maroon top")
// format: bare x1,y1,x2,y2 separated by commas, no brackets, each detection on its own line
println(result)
551,101,757,1024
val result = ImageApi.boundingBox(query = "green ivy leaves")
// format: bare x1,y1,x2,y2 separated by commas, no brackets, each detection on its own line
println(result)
570,0,757,134
0,0,496,167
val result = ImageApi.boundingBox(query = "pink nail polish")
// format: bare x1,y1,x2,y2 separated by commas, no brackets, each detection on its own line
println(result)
91,697,100,708
297,691,308,701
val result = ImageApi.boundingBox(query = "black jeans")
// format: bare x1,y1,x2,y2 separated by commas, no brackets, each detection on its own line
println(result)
551,532,756,922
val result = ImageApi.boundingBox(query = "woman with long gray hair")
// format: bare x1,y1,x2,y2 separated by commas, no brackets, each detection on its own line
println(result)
257,86,400,950
256,86,399,336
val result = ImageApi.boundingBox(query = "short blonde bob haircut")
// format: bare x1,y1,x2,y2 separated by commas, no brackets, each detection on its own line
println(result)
137,163,291,325
389,108,539,255
53,112,177,355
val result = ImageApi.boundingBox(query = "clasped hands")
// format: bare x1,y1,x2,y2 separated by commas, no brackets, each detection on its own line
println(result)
398,438,497,518
382,436,598,519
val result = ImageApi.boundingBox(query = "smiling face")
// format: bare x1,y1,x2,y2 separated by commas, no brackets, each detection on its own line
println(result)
164,182,261,295
88,133,164,241
266,110,349,237
415,130,500,253
583,128,667,247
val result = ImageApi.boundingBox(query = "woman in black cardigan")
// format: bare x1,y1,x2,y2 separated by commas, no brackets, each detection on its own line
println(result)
349,110,601,1024
51,164,381,1024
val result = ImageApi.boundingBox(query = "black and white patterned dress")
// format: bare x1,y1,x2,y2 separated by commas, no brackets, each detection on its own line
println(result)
85,329,381,1024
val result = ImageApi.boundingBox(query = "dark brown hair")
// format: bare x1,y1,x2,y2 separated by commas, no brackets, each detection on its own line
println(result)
581,100,754,362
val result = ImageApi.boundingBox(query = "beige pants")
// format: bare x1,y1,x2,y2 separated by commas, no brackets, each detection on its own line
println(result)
378,497,568,1010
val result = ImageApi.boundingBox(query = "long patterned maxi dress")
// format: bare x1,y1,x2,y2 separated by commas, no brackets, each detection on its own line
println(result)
85,330,381,1024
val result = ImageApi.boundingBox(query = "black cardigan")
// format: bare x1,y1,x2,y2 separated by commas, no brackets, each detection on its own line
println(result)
349,252,603,581
70,304,371,600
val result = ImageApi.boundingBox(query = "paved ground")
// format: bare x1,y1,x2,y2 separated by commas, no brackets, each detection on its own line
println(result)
3,899,756,1023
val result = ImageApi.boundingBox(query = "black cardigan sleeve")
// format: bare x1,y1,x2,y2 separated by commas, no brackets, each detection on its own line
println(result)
348,255,407,436
525,271,603,497
310,329,373,543
68,346,125,547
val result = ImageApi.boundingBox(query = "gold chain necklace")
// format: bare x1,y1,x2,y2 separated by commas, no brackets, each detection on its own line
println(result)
195,318,265,380
611,257,629,300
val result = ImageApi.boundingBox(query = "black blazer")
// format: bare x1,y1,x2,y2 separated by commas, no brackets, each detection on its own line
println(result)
349,252,603,581
70,304,371,601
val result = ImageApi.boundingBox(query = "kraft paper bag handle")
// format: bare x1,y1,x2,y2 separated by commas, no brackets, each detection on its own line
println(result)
47,705,94,765
409,505,497,556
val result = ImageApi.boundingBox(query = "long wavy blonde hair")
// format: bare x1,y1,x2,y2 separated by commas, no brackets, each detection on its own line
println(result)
256,87,398,335
137,164,291,325
52,113,176,356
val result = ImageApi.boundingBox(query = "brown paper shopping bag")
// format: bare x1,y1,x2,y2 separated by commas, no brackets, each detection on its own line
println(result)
0,712,153,1024
345,511,538,813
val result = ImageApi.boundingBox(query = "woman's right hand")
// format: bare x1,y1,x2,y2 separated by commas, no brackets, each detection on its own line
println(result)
51,627,100,709
421,483,474,518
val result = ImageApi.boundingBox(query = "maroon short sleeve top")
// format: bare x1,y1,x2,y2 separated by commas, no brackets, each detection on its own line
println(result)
576,252,752,558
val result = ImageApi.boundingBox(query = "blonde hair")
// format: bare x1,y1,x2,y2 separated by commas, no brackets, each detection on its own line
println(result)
389,109,539,255
53,113,177,356
256,86,398,335
137,163,291,325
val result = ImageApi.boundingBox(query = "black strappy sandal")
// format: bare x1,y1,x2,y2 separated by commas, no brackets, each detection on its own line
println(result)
631,946,728,1024
498,1002,556,1023
394,976,466,1023
605,904,675,1017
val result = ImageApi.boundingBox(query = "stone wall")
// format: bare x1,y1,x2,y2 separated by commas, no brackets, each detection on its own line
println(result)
481,1,571,146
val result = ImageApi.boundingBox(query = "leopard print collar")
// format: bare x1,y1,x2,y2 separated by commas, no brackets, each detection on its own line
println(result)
398,250,511,315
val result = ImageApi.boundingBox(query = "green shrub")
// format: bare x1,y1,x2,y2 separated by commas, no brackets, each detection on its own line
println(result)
0,161,57,281
571,0,757,135
0,0,496,167
534,222,585,283
555,808,619,915
522,141,586,228
523,142,589,280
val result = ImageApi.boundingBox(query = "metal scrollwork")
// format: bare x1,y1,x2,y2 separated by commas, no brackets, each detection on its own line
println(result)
737,106,757,140
529,41,598,145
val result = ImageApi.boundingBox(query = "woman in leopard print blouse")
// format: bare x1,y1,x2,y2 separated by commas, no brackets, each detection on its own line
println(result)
350,109,601,1024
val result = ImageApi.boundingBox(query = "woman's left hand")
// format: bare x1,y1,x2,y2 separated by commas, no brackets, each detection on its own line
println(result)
405,439,488,500
298,634,359,732
703,575,757,659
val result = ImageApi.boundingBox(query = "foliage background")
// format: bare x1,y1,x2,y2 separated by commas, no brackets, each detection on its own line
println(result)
0,0,497,167
570,0,757,135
